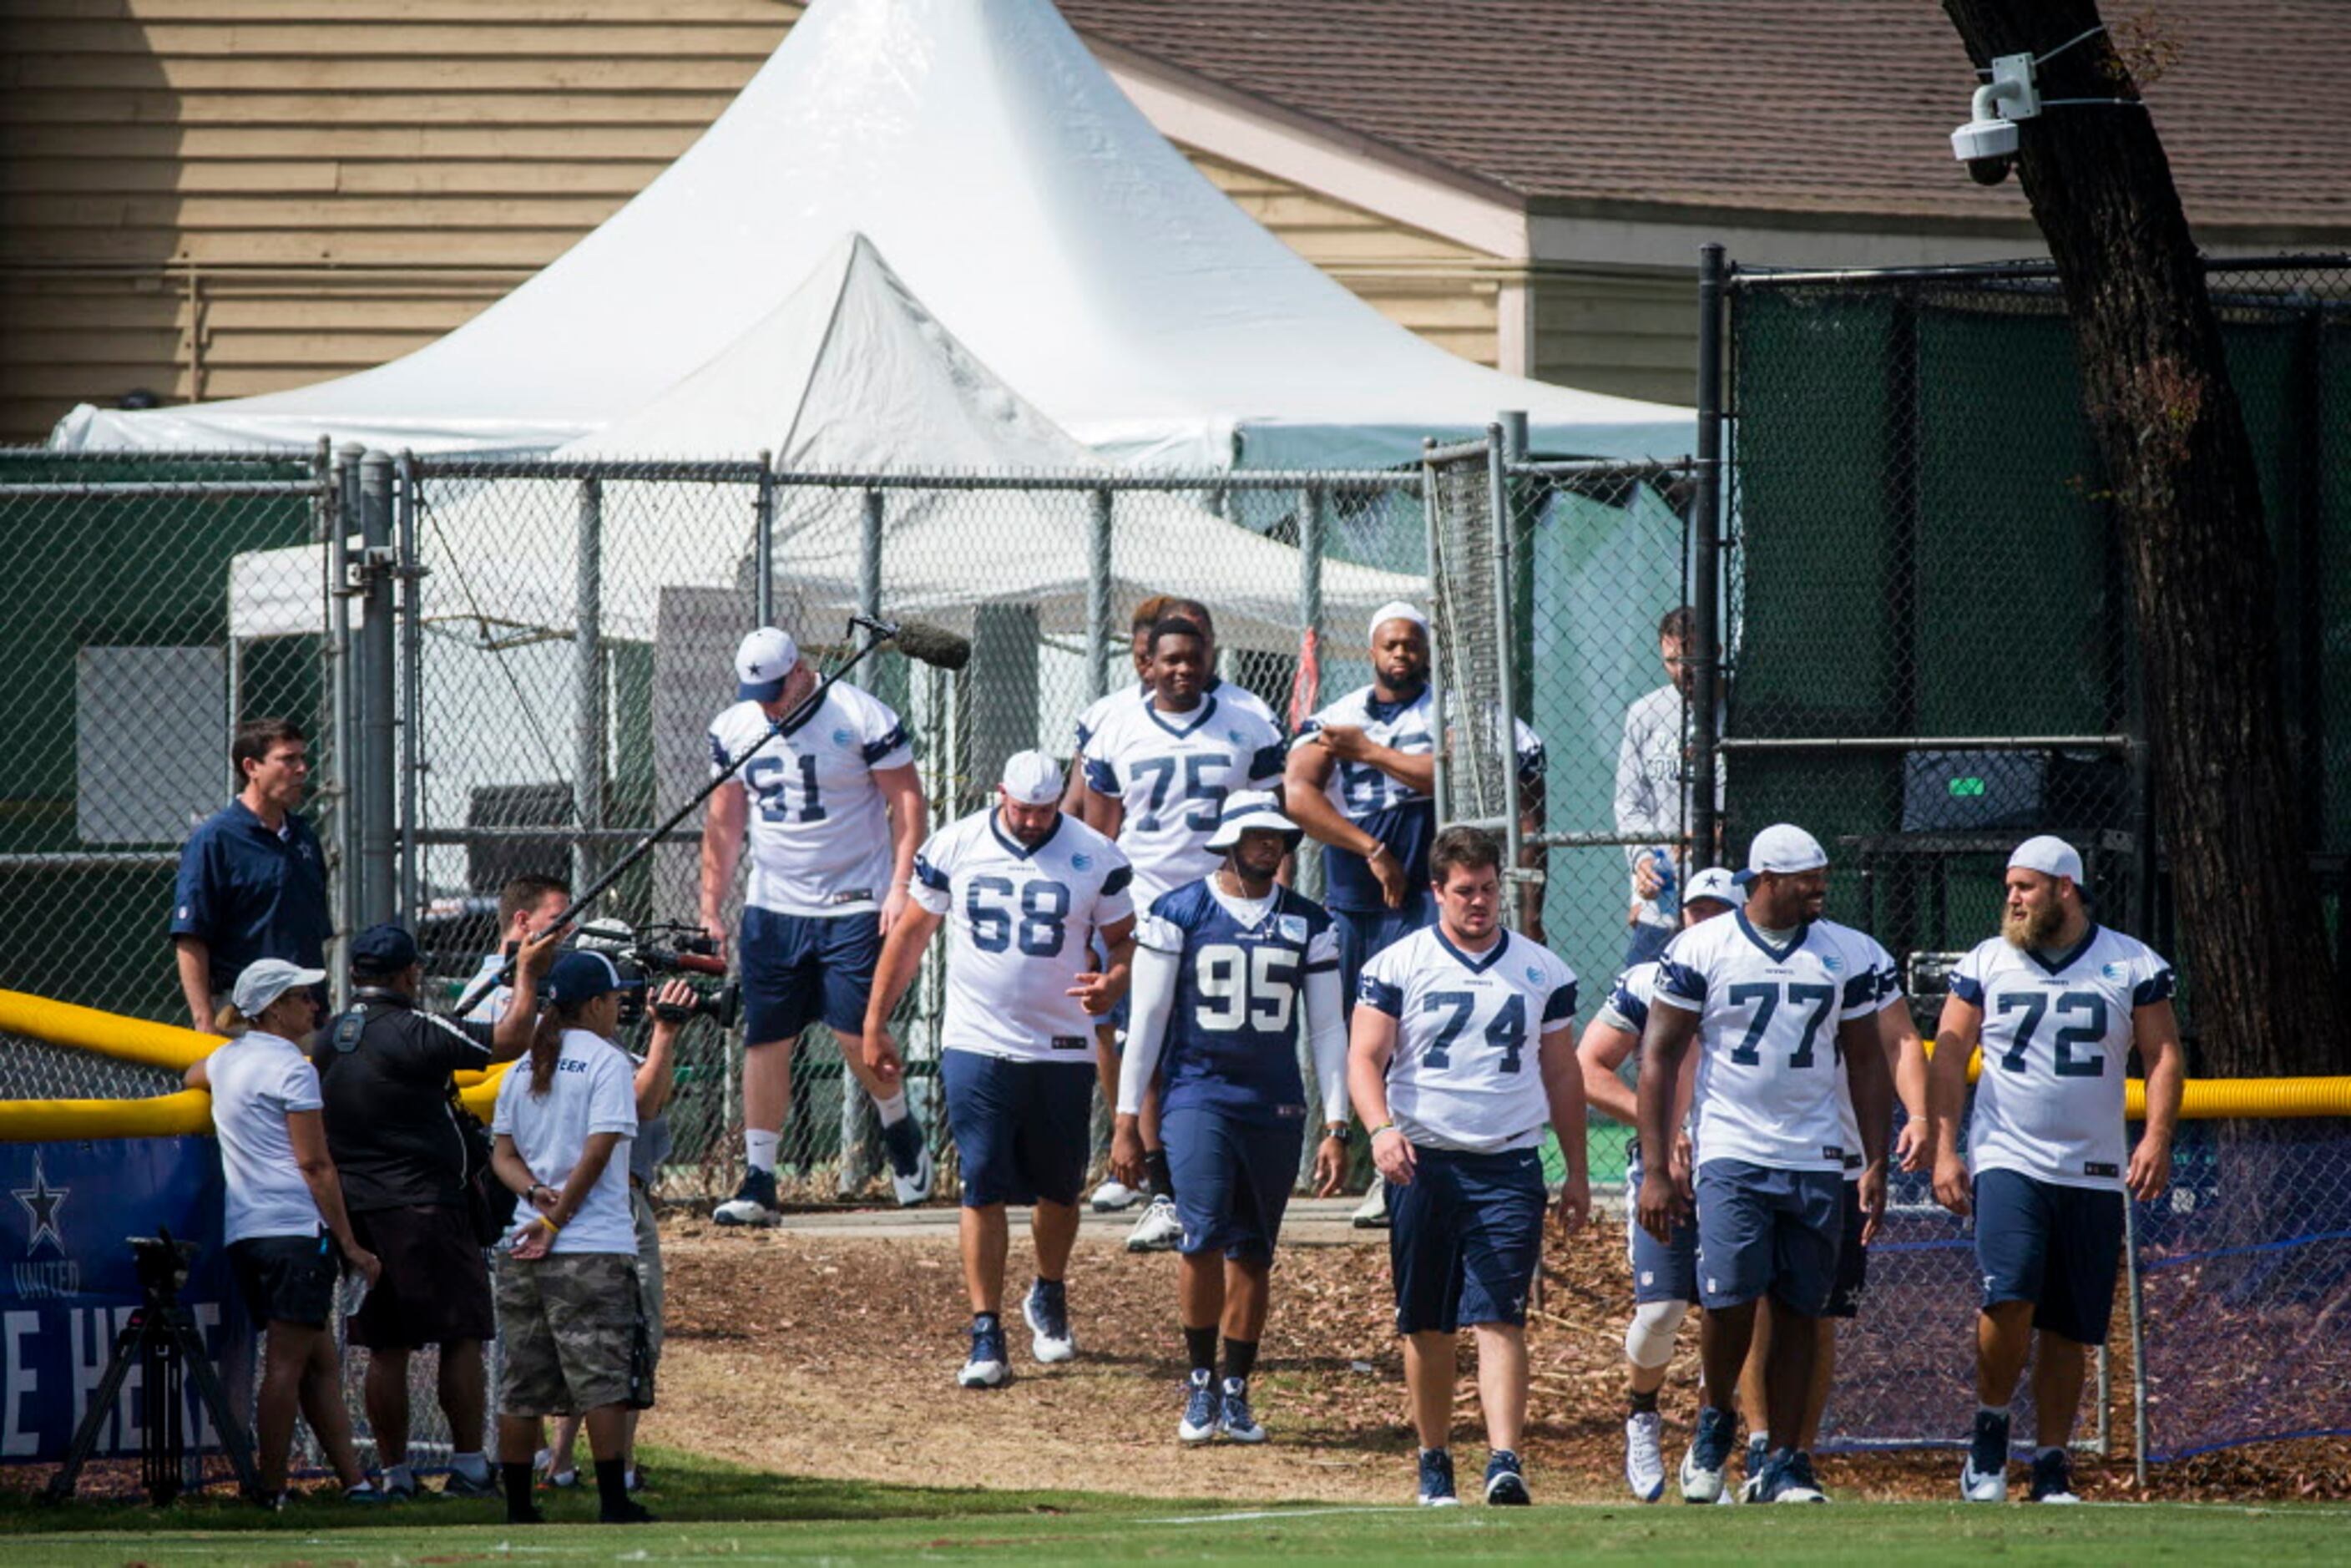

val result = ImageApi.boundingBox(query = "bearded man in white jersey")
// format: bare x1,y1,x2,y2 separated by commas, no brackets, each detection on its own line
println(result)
1349,825,1587,1508
1929,836,2182,1505
1636,823,1893,1505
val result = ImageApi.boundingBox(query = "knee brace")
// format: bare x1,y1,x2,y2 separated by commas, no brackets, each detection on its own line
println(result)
1624,1298,1689,1370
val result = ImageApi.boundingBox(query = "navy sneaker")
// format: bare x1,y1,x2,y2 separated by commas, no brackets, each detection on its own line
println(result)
713,1166,781,1227
1484,1449,1531,1505
958,1316,1009,1388
1772,1449,1828,1504
1217,1377,1267,1444
1679,1406,1738,1503
2029,1449,2081,1504
882,1117,933,1205
1024,1279,1074,1363
1417,1447,1460,1507
1178,1369,1220,1444
1962,1409,2011,1502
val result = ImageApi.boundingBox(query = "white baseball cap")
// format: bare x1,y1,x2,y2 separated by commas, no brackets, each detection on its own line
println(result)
230,956,326,1019
2008,834,2086,888
735,626,801,701
1735,822,1828,885
999,750,1063,807
1206,789,1302,850
1684,867,1742,908
1368,600,1429,644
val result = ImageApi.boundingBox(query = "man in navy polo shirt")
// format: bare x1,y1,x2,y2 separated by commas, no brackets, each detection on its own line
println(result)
173,717,331,1034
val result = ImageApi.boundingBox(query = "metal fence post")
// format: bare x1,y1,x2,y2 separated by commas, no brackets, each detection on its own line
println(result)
574,478,605,896
1420,439,1450,824
395,451,422,927
1485,422,1525,922
357,450,397,930
1297,483,1326,903
858,488,884,688
2126,1194,2151,1487
1691,243,1727,867
1087,486,1113,701
753,453,776,628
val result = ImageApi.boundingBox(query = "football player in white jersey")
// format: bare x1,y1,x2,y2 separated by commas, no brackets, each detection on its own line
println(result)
1636,822,1893,1505
700,627,931,1226
1349,825,1586,1508
1084,613,1286,1249
1928,836,2182,1505
861,752,1136,1389
1114,792,1347,1444
1287,600,1547,1232
1575,865,1741,1501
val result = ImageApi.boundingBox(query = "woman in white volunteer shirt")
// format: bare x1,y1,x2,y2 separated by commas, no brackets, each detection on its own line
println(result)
185,956,382,1505
488,949,688,1528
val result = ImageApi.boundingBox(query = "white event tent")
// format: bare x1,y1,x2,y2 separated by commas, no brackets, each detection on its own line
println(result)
58,0,1692,470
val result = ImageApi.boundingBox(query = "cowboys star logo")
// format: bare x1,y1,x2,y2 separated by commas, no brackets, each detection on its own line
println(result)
12,1149,67,1256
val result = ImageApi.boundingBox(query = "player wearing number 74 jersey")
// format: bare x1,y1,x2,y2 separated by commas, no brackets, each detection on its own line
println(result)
862,752,1137,1391
1929,836,2182,1506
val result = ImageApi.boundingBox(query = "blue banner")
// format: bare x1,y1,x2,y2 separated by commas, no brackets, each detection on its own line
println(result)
2,1137,252,1464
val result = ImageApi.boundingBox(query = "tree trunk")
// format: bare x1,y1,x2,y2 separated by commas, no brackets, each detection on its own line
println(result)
1941,0,2344,1075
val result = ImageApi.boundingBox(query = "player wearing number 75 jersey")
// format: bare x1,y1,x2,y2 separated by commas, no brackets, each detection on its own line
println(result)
1636,822,1892,1506
1348,825,1586,1509
1928,836,2182,1506
862,752,1137,1392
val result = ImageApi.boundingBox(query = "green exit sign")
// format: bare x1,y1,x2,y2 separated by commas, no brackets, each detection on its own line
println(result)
1948,776,1987,798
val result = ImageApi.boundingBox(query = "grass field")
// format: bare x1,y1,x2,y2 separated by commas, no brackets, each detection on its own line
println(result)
6,1449,2344,1565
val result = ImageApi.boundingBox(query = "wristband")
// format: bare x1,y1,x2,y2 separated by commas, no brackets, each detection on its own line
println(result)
1369,1122,1399,1141
536,1213,563,1234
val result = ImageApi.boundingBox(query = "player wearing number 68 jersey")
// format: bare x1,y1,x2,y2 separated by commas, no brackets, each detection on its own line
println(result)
1928,836,2182,1506
862,752,1136,1391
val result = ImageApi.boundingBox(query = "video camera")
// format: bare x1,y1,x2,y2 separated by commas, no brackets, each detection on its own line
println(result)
574,918,741,1030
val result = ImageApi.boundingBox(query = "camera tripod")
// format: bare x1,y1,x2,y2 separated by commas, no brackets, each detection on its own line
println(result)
44,1231,262,1506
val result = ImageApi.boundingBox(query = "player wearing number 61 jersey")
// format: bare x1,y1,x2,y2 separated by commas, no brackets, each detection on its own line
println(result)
1928,836,2182,1506
862,752,1137,1392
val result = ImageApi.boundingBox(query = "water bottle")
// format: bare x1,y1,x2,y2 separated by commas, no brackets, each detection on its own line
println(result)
1649,847,1677,918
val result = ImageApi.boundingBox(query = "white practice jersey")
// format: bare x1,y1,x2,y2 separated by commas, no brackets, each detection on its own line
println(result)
1359,926,1578,1154
1656,913,1883,1172
1951,925,2174,1191
1833,936,1904,1181
909,808,1135,1064
707,685,913,917
1083,692,1285,911
1074,678,1279,754
1600,959,1669,1183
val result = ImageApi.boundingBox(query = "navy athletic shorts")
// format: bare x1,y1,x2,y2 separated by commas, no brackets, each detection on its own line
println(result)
1625,1140,1698,1305
739,907,880,1045
1335,895,1435,1015
1973,1167,2124,1346
1160,1104,1304,1262
1823,1179,1869,1320
1390,1143,1548,1334
941,1050,1095,1209
1693,1158,1843,1316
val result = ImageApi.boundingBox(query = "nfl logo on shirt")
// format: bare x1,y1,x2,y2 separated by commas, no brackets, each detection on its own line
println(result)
1278,914,1307,943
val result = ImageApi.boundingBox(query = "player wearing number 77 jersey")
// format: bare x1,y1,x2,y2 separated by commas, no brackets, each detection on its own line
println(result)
1929,836,2182,1506
1348,825,1587,1509
1636,822,1892,1506
862,752,1137,1391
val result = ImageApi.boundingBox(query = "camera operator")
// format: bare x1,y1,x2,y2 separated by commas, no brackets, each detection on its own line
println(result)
488,950,691,1527
463,873,574,1025
315,921,556,1499
183,957,382,1505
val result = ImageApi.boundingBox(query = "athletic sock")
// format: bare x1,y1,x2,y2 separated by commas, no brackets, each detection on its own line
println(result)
1221,1337,1259,1383
450,1450,491,1482
594,1457,631,1517
1979,1404,2012,1421
1145,1147,1175,1201
1629,1387,1660,1415
1184,1324,1219,1376
873,1090,909,1126
745,1128,781,1174
503,1463,540,1523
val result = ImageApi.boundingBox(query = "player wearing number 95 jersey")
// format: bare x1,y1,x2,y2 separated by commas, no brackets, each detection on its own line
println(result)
862,752,1137,1391
1348,825,1585,1509
1928,836,2182,1506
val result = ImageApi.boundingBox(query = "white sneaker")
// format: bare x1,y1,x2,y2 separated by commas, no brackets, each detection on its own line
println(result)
892,1143,934,1206
1178,1369,1220,1444
1351,1175,1390,1230
1090,1177,1140,1212
1960,1454,2009,1503
1125,1194,1184,1252
1625,1410,1666,1501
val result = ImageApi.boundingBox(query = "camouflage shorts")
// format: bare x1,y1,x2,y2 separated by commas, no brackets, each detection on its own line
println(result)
494,1250,643,1416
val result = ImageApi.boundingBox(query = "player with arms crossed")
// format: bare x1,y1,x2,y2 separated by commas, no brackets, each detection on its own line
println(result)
1085,615,1286,1249
1111,791,1347,1444
1575,865,1741,1500
862,752,1135,1388
1636,824,1893,1505
702,627,931,1225
1349,825,1588,1508
1930,836,2182,1505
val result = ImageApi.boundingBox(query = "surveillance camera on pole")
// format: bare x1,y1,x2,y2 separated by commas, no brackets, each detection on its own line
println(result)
1952,52,2039,186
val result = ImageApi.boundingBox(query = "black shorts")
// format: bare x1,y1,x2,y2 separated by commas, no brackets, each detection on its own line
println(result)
1823,1180,1870,1320
1974,1168,2125,1346
230,1232,338,1328
348,1203,496,1350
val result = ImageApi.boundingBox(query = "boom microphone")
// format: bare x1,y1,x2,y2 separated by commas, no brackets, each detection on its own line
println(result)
852,614,972,671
